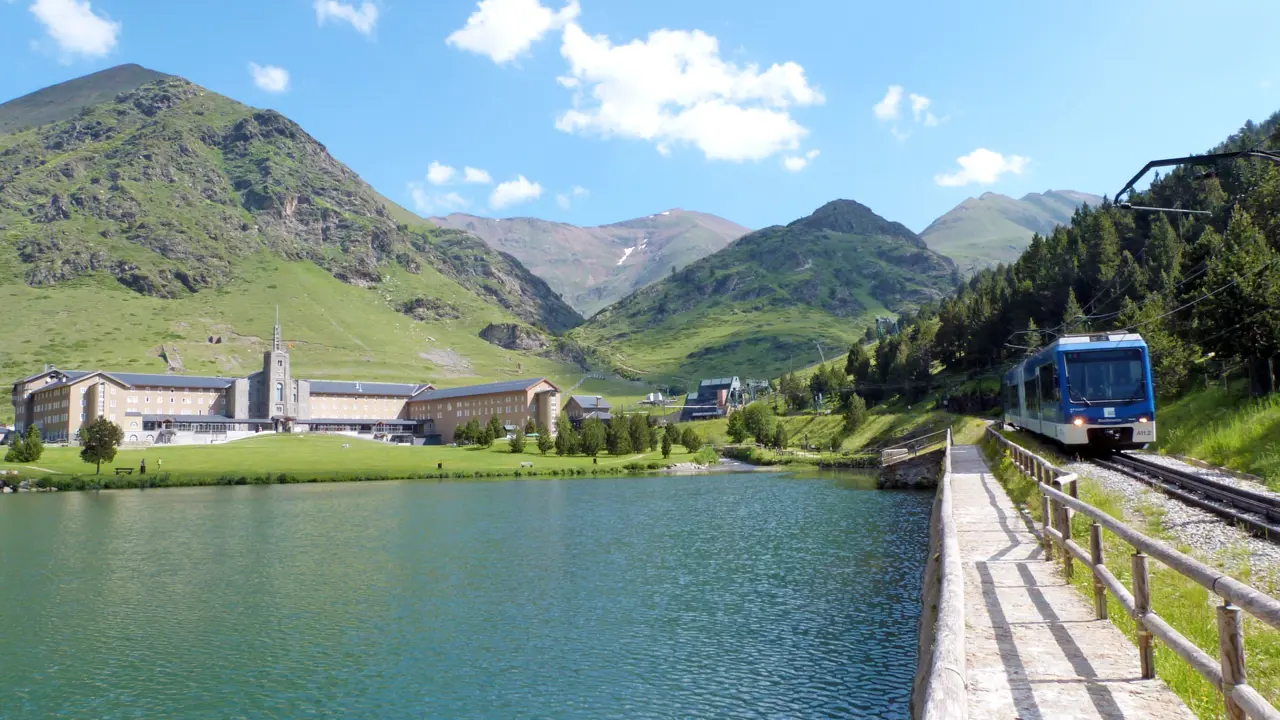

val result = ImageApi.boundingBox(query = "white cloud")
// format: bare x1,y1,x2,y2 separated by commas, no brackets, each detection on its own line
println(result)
873,85,903,121
934,148,1028,187
490,175,542,209
556,185,588,208
909,93,930,121
923,112,939,127
407,183,469,215
463,166,492,184
248,63,290,93
447,0,579,64
29,0,120,58
314,0,378,36
426,162,456,186
782,149,819,172
555,23,823,162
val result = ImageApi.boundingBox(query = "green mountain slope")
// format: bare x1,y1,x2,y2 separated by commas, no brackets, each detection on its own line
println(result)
571,200,958,384
432,209,748,315
921,189,1103,271
0,64,171,135
0,68,588,422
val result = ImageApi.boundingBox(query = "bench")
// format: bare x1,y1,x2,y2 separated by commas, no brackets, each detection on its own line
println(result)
114,468,134,475
520,462,534,468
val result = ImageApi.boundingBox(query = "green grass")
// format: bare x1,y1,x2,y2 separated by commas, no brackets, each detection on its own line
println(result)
1154,384,1280,488
983,433,1280,719
0,433,691,485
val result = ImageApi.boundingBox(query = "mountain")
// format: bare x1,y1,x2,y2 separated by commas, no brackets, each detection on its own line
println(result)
0,67,588,421
431,209,748,315
921,189,1104,271
0,64,172,136
571,200,958,384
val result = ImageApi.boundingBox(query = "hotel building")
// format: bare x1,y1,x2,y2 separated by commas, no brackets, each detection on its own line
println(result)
10,316,560,447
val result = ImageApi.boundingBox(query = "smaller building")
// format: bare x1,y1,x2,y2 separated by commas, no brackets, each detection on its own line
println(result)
679,377,743,422
406,378,561,444
564,395,612,427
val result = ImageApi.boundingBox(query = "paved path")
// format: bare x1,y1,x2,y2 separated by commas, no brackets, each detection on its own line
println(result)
951,444,1194,720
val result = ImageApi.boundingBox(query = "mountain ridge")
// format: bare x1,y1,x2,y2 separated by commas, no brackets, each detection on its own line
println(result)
571,199,957,383
921,189,1103,271
431,208,748,315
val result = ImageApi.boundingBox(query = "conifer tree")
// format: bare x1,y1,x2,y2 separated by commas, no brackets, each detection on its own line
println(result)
536,423,553,455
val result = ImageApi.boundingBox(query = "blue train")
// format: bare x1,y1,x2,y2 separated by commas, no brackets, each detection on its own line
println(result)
1002,332,1156,451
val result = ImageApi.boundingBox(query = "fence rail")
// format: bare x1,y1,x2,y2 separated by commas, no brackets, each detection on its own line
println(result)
986,427,1280,720
913,429,967,720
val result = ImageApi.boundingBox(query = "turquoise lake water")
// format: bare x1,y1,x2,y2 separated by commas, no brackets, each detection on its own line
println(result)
0,472,932,718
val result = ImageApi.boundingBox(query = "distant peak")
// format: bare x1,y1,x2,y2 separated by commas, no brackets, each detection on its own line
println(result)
787,199,921,244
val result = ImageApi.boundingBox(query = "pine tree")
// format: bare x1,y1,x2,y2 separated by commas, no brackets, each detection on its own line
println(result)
488,415,505,441
478,426,493,448
772,424,788,450
509,426,526,454
628,414,649,452
4,431,26,463
681,428,702,453
536,423,553,455
726,411,748,443
23,426,43,462
1025,319,1042,351
661,433,673,459
580,419,606,457
524,417,537,435
842,393,868,433
1062,288,1087,334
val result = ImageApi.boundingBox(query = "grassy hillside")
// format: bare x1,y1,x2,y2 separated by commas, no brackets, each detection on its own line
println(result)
433,209,747,315
921,189,1102,272
572,200,957,384
1153,383,1280,487
0,70,580,334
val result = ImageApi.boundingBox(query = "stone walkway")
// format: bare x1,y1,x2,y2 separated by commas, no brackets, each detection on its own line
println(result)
951,445,1194,719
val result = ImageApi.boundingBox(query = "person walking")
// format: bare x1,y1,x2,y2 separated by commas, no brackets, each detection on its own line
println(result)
140,459,146,475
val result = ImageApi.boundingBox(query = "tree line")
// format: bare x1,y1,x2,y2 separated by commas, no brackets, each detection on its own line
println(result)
850,112,1280,398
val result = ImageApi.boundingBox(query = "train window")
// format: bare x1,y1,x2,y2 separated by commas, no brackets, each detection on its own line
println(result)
1023,377,1039,415
1038,364,1059,403
1064,349,1146,403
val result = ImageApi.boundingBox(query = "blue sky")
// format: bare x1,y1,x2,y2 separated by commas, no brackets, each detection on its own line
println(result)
3,0,1279,233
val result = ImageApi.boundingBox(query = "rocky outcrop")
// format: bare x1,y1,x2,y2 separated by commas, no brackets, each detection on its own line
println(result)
878,448,945,489
479,323,550,352
400,296,462,322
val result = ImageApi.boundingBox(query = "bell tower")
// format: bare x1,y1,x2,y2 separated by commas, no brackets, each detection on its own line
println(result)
263,306,293,419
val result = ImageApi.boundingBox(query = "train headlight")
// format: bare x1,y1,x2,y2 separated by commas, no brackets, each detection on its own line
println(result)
1138,417,1149,423
1072,417,1085,427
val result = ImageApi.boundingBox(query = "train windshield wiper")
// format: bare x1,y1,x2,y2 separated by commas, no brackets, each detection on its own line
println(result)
1066,383,1091,406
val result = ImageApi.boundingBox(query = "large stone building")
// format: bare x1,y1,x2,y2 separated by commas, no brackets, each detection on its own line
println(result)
10,315,560,447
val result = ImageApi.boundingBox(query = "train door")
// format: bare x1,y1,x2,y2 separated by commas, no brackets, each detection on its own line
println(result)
1023,371,1041,435
1038,362,1062,435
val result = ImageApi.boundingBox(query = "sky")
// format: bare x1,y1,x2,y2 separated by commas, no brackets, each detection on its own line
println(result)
2,0,1280,233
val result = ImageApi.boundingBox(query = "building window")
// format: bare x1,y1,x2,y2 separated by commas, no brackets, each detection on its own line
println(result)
276,383,284,402
80,413,85,421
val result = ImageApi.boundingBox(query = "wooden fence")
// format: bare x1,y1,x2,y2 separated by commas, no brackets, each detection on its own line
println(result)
987,427,1280,720
911,429,968,719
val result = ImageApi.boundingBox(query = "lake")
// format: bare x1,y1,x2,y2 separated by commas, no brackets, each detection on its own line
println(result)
0,472,932,719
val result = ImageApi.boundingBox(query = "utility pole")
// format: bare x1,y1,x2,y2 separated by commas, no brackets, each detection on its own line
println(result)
814,340,826,364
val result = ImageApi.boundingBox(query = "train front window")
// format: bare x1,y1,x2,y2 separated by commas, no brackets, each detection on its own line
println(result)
1064,349,1146,404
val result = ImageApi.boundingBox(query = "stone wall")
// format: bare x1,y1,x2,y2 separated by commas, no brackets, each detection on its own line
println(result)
878,447,945,489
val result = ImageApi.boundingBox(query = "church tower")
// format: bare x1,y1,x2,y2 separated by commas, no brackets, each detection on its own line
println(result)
263,306,294,419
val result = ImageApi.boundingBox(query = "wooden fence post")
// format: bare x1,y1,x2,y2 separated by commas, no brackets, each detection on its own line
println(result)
1090,523,1106,619
1042,493,1054,559
1218,602,1246,720
1133,552,1155,679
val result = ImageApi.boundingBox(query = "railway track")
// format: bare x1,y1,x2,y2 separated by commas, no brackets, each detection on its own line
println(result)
1091,452,1280,542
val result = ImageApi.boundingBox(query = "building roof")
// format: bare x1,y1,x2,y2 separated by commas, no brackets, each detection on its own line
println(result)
569,395,611,410
36,370,235,394
307,380,429,397
112,372,236,390
411,378,555,401
699,376,740,389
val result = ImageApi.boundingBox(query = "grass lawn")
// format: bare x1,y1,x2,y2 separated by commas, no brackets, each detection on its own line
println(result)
1153,383,1280,488
1,433,696,485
